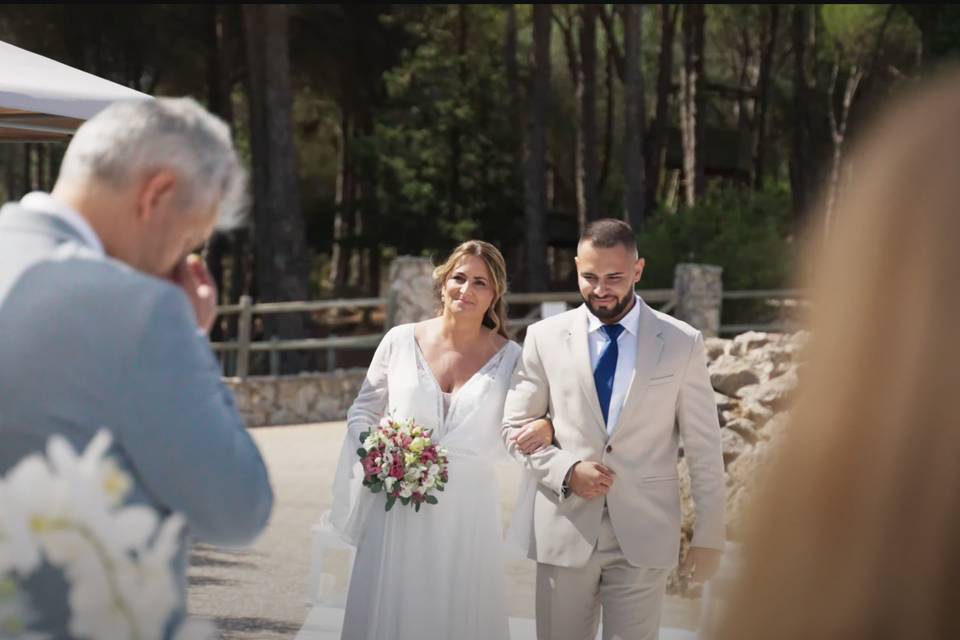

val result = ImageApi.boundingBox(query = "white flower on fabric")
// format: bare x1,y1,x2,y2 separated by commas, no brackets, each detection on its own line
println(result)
0,483,41,577
97,458,132,508
0,429,208,640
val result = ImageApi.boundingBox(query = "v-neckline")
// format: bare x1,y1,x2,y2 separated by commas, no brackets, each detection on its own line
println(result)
412,330,509,399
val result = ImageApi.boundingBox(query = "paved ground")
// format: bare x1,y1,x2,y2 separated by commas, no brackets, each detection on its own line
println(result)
187,422,700,639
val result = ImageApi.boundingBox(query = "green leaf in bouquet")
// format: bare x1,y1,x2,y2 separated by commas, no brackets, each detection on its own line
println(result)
359,431,369,442
414,502,422,513
400,496,410,506
436,485,445,492
425,495,438,505
356,448,368,459
385,495,397,511
370,481,383,493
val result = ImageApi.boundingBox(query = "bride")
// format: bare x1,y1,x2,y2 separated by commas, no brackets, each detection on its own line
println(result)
328,240,552,640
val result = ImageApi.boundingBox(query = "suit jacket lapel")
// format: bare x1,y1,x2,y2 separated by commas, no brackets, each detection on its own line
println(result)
617,299,664,432
566,305,607,436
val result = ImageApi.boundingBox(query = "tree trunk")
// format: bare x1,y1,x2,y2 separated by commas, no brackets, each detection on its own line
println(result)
355,114,381,299
505,5,523,195
577,4,600,229
623,4,646,229
734,26,755,168
824,60,863,236
597,38,615,195
204,3,235,334
753,5,780,190
242,4,309,372
330,109,355,293
557,8,581,228
448,5,468,219
524,4,551,292
645,5,678,215
790,4,816,220
680,4,706,208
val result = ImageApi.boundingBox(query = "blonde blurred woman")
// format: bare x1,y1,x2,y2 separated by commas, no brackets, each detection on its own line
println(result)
713,68,960,640
330,240,551,640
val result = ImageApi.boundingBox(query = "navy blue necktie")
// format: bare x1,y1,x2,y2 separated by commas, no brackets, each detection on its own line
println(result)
594,324,624,426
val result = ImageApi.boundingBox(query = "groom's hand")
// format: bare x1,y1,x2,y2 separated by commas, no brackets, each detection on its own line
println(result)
172,254,218,334
680,546,722,584
568,461,615,499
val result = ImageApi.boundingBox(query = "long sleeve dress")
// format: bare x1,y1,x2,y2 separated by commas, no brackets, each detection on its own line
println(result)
328,323,530,640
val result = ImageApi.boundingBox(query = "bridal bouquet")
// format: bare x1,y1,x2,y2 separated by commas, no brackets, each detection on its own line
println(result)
0,429,215,640
357,417,449,512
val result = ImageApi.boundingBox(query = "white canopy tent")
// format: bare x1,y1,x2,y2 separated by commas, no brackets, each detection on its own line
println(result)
0,39,150,142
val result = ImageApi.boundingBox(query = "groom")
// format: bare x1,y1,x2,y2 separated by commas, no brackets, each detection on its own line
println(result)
502,219,725,640
0,98,272,637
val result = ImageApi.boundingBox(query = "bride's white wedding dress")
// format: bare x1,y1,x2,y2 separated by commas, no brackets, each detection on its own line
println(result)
328,323,534,640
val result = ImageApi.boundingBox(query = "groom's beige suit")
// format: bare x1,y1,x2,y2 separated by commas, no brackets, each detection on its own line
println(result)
502,296,724,640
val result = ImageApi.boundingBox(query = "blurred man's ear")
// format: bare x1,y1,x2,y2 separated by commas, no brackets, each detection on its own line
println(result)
136,170,178,223
635,257,645,283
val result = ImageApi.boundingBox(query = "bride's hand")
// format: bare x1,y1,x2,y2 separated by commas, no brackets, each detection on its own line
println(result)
513,418,554,455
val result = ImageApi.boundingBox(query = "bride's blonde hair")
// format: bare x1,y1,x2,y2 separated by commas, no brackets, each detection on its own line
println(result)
433,240,509,339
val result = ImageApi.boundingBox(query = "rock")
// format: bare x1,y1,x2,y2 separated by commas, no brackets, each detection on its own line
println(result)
731,331,772,356
714,392,738,413
736,369,799,411
705,337,732,361
738,401,774,428
678,458,695,533
722,428,749,465
724,417,759,444
709,354,761,397
720,409,739,428
668,458,698,597
388,257,437,325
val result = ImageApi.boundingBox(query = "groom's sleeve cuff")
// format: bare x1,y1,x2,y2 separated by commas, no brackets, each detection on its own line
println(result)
540,450,581,497
559,460,580,500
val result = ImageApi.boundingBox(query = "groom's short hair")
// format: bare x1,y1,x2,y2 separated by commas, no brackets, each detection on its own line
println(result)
579,218,638,255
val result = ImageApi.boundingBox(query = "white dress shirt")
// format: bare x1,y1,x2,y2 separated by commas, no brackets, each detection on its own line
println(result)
586,295,641,436
19,191,105,257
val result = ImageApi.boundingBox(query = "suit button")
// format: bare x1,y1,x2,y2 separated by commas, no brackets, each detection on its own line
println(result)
606,445,613,453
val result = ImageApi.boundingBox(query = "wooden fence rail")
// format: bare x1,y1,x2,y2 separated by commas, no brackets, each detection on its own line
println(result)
211,288,805,378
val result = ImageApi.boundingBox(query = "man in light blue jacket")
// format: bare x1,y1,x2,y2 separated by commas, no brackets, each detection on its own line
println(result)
0,97,273,637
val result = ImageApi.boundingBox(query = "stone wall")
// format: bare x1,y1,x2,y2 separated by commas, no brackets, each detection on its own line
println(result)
224,369,367,427
386,256,437,326
670,330,807,597
673,263,723,337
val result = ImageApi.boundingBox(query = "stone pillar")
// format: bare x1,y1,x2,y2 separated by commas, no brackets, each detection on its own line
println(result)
386,256,437,328
673,263,723,337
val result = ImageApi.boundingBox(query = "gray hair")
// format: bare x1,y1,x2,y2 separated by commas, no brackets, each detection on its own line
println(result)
58,97,247,230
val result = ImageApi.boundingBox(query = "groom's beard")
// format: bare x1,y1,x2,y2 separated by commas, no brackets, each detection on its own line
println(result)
584,290,635,321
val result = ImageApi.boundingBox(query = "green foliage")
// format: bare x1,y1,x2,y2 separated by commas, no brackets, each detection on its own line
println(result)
637,185,796,291
822,4,888,51
372,6,523,256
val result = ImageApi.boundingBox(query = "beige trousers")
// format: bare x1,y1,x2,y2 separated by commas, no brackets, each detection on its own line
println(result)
535,510,670,640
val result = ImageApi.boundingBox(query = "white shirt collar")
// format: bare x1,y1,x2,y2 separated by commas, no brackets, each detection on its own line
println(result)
587,294,641,337
19,191,105,257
